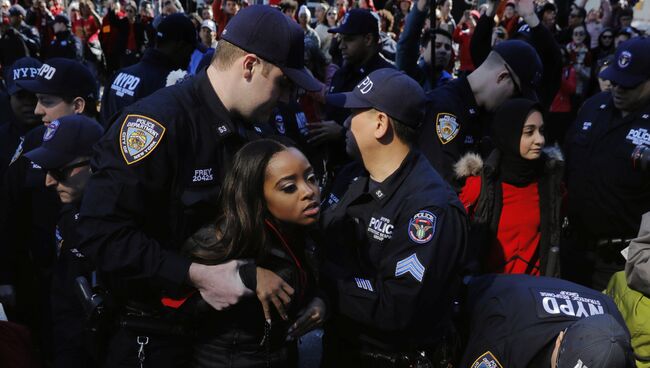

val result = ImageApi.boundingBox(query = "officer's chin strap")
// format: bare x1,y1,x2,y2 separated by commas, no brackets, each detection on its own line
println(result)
137,335,149,368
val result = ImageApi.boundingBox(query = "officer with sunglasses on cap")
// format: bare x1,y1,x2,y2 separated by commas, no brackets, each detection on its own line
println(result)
460,274,635,368
22,114,104,367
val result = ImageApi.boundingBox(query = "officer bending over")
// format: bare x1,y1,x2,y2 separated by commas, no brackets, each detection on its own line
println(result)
24,115,104,367
321,68,468,367
460,274,635,368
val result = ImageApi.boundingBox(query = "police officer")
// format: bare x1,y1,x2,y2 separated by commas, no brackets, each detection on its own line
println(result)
77,5,321,366
24,114,104,368
45,14,83,61
0,57,41,178
419,40,543,186
100,13,197,126
563,37,650,290
0,58,97,357
460,274,635,368
320,68,468,367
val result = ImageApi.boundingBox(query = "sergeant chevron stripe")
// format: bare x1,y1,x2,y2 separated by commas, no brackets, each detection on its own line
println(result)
395,253,425,282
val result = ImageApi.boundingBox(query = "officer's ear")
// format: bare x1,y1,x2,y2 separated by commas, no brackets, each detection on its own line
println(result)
374,111,391,140
72,97,86,114
242,54,258,81
495,69,510,86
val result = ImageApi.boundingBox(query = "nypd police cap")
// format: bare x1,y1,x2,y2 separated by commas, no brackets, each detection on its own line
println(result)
4,57,42,95
17,58,97,100
599,37,650,88
326,68,426,128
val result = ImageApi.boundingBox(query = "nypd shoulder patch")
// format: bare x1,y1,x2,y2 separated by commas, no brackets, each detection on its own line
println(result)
471,351,504,368
435,112,459,145
408,210,437,244
119,114,166,165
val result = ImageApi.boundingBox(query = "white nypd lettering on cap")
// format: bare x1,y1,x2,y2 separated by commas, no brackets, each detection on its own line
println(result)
582,121,592,131
395,253,425,282
38,64,57,80
626,128,650,146
357,76,373,94
367,216,393,242
573,360,588,368
192,168,214,183
537,290,605,318
43,120,60,141
111,72,141,97
618,50,632,68
13,67,39,81
341,12,350,24
354,277,374,292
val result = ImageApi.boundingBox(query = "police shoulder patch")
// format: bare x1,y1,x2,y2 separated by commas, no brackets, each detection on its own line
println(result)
471,351,504,368
435,112,459,144
119,114,166,165
408,210,437,244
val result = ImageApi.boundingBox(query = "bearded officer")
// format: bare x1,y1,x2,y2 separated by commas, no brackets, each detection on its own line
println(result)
77,5,321,366
320,68,468,367
563,37,650,290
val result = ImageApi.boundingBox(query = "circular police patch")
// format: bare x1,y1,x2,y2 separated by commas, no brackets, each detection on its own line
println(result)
618,51,632,69
43,120,60,141
408,210,436,244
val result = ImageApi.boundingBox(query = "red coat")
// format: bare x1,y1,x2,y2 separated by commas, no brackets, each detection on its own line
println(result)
452,25,475,72
460,176,541,275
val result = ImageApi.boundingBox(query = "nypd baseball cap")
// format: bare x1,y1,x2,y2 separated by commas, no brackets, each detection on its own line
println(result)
326,68,426,128
16,58,97,100
4,57,42,95
156,13,198,47
493,40,543,101
328,9,379,35
220,5,321,92
24,114,104,170
599,37,650,88
556,314,635,368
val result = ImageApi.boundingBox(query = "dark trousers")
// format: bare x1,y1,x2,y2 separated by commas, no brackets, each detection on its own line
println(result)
561,232,627,290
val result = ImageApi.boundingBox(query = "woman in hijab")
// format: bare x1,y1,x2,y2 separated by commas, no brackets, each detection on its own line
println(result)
456,99,564,276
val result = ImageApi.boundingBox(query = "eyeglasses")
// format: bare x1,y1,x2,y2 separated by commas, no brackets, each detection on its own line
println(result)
504,62,521,96
327,12,337,16
46,160,90,182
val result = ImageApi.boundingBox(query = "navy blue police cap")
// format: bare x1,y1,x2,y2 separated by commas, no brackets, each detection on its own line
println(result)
599,37,650,89
328,9,379,36
493,40,543,101
557,314,635,368
4,57,42,95
17,58,97,100
53,14,70,26
156,13,198,47
326,68,426,128
220,5,321,92
24,114,104,170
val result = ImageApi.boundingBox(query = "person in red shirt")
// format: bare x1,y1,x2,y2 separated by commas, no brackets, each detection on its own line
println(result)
452,10,479,76
457,99,564,276
211,0,240,38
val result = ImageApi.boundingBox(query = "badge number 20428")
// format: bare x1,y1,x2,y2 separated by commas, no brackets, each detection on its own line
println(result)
119,114,166,165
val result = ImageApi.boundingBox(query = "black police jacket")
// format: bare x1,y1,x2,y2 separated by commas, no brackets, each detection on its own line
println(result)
45,30,83,61
419,76,489,186
321,150,468,351
565,91,650,239
78,69,273,303
460,274,628,368
100,48,180,127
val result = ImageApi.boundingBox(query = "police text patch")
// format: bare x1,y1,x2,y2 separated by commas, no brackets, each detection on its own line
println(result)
367,216,393,242
408,211,436,244
119,114,166,165
471,351,504,368
435,113,459,144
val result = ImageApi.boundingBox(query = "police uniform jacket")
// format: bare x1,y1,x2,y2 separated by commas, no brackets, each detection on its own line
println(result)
78,69,271,304
460,274,628,368
45,30,83,61
100,49,180,127
419,76,487,185
565,91,650,240
321,150,468,351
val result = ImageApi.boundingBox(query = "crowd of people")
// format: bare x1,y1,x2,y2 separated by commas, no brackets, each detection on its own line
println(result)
0,0,649,366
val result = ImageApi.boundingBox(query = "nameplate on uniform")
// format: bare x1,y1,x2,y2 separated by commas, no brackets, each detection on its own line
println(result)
119,114,166,165
471,351,504,368
435,112,459,144
530,288,609,319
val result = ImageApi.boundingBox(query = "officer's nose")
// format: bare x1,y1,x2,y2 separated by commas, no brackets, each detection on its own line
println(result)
45,172,58,188
34,101,45,117
343,116,352,129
